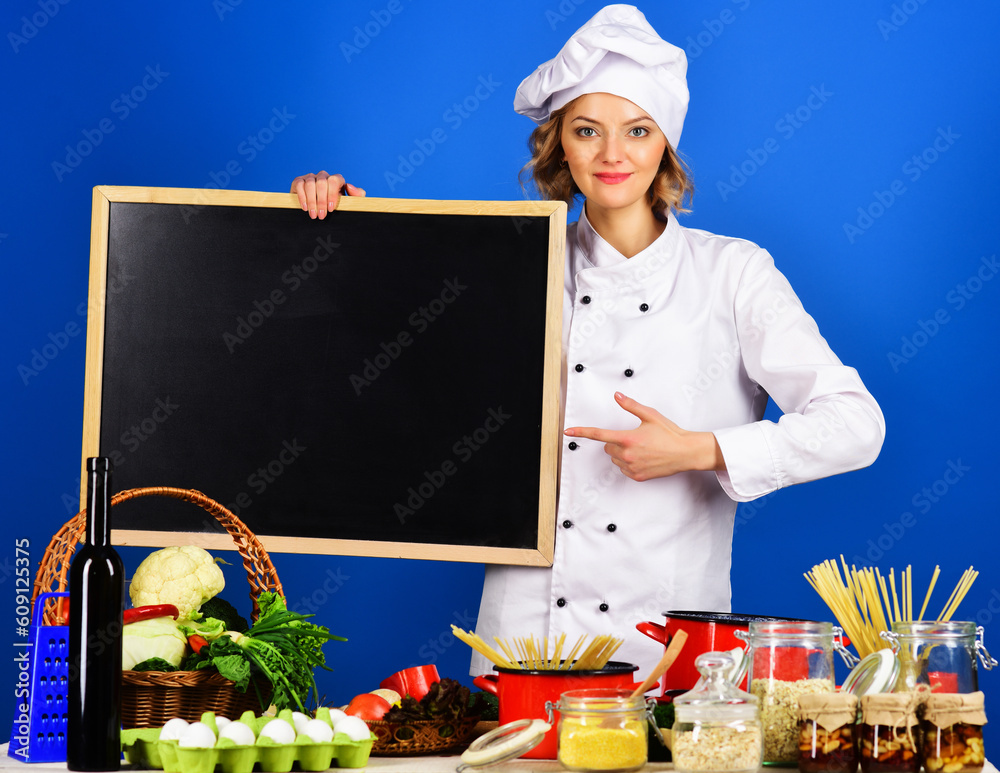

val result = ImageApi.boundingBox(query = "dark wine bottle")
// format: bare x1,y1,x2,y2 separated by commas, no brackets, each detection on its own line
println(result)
67,457,125,771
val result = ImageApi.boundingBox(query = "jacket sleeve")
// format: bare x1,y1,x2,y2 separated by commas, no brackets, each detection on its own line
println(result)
712,249,885,502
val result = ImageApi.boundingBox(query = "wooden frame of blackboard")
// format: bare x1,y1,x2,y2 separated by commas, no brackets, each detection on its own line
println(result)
81,185,565,566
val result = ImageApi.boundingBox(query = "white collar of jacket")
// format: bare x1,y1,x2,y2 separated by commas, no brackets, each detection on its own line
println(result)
573,206,683,284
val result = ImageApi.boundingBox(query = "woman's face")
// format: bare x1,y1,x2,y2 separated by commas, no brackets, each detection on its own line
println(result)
560,92,667,218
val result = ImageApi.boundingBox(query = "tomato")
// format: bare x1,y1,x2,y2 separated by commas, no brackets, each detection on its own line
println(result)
344,693,392,721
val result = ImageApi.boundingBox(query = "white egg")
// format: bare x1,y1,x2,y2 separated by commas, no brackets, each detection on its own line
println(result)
258,717,295,744
333,715,372,742
219,721,256,746
159,717,190,741
301,718,334,744
178,722,217,748
215,716,232,731
291,711,310,734
326,708,347,725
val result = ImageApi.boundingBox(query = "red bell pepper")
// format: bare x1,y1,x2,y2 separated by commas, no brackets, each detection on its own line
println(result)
379,664,441,702
123,604,180,625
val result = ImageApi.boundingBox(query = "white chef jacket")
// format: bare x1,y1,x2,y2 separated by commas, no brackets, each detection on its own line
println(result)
470,209,885,678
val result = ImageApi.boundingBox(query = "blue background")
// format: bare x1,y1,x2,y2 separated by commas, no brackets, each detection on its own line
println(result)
4,0,999,748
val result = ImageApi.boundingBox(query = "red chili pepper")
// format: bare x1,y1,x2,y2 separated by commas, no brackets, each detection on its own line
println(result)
123,604,180,625
188,634,209,654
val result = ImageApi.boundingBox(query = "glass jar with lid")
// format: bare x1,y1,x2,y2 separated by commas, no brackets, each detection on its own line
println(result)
921,691,987,773
798,691,859,773
858,692,921,773
736,620,857,764
881,621,996,693
672,651,763,773
546,688,655,772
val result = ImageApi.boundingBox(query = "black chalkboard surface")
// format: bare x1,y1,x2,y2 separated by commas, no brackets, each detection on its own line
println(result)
82,186,565,565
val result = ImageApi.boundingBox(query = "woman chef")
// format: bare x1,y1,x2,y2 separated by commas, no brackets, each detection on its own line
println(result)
291,5,885,679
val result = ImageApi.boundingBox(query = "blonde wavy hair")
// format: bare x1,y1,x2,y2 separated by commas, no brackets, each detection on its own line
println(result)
520,99,693,215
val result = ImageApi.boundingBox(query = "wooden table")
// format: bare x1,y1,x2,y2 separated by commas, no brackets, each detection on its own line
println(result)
4,744,995,773
2,742,673,771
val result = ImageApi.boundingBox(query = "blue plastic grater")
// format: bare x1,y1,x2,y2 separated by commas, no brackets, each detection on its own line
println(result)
8,592,70,763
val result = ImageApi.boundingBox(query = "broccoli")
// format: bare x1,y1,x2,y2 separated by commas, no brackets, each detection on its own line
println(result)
198,596,249,633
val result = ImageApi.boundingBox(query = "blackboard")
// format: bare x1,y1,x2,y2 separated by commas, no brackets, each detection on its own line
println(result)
81,186,565,565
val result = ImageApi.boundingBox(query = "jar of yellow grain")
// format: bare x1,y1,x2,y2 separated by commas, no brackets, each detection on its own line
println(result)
546,688,655,772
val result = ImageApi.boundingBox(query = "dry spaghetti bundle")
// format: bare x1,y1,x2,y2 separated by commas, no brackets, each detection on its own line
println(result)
804,557,978,658
451,626,624,671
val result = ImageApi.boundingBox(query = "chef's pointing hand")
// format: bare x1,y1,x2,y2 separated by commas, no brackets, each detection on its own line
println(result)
564,392,727,481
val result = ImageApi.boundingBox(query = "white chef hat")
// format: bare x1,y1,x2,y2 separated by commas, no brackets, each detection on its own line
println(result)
513,5,689,148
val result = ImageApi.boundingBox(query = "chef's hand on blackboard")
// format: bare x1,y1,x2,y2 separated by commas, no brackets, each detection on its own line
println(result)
564,392,727,480
291,171,366,220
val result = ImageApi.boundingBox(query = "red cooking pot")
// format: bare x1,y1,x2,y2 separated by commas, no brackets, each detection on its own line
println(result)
637,610,812,695
474,661,640,759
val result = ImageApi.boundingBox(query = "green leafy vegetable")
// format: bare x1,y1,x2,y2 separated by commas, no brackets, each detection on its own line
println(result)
184,592,345,712
198,597,249,633
131,657,179,673
384,678,484,722
473,690,498,722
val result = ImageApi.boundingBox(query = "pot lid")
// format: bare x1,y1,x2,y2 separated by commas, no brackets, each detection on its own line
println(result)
456,719,550,770
493,659,638,676
664,610,815,625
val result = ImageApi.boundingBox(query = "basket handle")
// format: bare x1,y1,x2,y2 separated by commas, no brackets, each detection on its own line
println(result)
32,486,283,626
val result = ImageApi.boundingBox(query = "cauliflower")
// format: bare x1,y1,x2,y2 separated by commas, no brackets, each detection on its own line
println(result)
129,546,225,619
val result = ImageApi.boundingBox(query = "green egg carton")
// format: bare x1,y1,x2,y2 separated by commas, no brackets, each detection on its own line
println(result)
120,710,375,771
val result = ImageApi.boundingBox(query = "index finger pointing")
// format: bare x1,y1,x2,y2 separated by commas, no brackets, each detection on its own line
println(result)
564,426,621,444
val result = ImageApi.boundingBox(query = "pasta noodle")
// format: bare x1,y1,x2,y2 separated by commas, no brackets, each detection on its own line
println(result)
804,558,978,658
451,626,624,671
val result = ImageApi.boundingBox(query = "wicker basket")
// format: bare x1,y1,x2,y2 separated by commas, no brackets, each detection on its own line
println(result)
368,716,482,755
32,486,284,728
